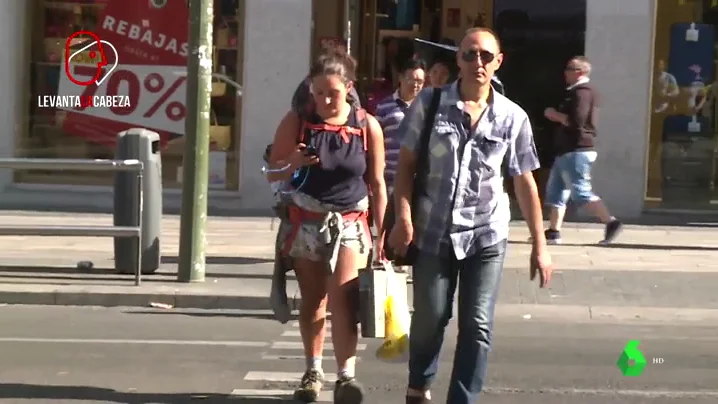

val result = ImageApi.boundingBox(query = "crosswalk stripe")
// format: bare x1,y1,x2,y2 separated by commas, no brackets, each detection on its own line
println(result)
260,354,308,360
230,388,332,401
245,371,338,383
271,341,367,351
282,329,336,338
261,353,363,361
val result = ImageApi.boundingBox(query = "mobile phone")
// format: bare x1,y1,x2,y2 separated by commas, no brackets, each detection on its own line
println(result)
303,145,318,157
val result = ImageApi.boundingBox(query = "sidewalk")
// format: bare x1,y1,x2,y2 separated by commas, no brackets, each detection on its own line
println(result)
0,211,717,323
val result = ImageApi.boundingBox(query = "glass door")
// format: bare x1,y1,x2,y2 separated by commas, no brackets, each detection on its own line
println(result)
645,0,718,210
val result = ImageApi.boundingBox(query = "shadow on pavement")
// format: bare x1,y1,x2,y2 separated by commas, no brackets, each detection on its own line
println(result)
161,256,273,265
0,383,294,403
0,260,289,282
124,309,297,321
508,240,718,251
590,242,718,251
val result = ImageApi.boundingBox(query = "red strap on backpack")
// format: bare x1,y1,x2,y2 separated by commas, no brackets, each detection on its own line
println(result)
298,108,368,151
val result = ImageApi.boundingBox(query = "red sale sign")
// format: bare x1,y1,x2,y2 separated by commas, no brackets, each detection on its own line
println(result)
57,0,189,146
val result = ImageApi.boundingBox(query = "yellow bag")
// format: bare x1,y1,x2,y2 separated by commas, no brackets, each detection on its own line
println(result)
375,262,411,363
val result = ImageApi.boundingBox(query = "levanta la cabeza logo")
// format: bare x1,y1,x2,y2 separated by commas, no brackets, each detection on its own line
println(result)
64,30,119,86
36,30,128,110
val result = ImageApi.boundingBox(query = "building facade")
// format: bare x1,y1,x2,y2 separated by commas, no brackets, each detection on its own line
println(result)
0,0,714,217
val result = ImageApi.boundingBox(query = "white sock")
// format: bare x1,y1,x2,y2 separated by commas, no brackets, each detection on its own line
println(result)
306,357,322,371
338,357,356,379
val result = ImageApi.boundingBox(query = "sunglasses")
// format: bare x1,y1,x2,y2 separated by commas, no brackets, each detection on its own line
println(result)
460,49,496,64
565,66,581,72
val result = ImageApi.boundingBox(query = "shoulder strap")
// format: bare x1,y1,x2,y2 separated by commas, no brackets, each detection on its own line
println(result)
297,111,308,145
409,88,442,209
355,107,367,127
355,108,368,150
415,88,442,174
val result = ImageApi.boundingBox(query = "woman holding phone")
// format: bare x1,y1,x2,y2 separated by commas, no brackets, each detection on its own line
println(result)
266,51,387,404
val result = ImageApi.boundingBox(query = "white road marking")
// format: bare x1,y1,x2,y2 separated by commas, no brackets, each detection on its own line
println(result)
271,341,366,351
230,388,332,401
261,353,362,361
282,329,333,338
0,338,268,347
260,354,307,361
244,371,338,383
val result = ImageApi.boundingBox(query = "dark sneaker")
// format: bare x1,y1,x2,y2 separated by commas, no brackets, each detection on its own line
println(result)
333,376,364,404
293,369,324,402
405,396,431,404
545,229,561,245
599,219,623,245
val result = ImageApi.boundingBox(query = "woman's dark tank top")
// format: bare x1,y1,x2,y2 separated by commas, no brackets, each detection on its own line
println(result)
298,107,368,209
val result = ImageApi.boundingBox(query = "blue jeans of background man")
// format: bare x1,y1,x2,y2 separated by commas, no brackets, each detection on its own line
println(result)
545,151,600,208
408,240,506,404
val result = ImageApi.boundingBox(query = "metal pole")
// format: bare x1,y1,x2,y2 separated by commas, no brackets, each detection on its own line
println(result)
136,172,144,286
178,0,213,283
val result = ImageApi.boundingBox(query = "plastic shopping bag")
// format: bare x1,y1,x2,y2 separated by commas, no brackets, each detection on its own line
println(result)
375,262,411,363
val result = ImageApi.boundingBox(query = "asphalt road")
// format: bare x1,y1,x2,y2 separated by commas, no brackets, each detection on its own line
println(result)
0,305,716,403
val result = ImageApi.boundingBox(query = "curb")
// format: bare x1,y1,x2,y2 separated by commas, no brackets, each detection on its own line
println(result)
0,290,276,311
3,290,718,325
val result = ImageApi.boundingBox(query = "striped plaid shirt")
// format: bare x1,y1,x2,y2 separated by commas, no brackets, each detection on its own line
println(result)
374,91,410,190
399,81,540,259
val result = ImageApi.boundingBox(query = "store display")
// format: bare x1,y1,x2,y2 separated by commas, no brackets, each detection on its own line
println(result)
24,0,243,189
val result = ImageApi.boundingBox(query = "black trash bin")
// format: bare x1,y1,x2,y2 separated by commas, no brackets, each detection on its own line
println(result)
114,128,163,274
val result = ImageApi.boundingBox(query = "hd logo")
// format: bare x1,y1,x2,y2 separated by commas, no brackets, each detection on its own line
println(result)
616,340,647,377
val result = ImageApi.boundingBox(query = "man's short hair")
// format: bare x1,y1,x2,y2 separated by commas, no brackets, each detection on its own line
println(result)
463,27,502,51
398,58,427,75
570,56,592,76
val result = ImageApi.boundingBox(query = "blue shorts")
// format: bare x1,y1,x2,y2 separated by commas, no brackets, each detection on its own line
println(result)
545,151,600,208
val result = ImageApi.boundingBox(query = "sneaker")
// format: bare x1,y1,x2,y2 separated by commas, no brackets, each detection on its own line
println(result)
333,376,364,404
545,229,562,245
293,369,324,402
599,219,623,245
405,396,431,404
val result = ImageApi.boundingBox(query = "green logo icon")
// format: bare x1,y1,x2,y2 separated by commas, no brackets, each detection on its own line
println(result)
616,340,647,376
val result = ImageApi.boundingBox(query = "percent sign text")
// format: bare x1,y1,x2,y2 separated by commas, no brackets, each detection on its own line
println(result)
57,64,189,135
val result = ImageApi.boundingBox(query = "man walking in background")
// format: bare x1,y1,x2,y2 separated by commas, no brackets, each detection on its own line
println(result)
543,56,622,245
375,58,426,277
375,58,426,194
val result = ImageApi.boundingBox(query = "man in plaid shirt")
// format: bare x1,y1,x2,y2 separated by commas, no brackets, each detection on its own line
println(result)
389,28,553,404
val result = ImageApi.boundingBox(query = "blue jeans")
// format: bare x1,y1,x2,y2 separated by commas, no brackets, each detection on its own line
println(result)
408,240,506,404
545,151,600,208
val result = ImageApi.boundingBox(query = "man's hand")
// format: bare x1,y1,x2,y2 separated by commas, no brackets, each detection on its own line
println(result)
388,218,413,257
543,107,561,122
530,243,553,288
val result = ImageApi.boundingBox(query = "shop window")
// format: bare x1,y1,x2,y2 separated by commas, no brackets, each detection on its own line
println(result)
20,0,244,191
494,0,585,201
646,0,718,209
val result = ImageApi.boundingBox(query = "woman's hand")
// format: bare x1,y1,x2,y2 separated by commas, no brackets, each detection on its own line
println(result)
286,143,320,169
374,231,388,263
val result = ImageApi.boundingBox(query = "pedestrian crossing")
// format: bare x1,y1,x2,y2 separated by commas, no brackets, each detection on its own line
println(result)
230,319,371,402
